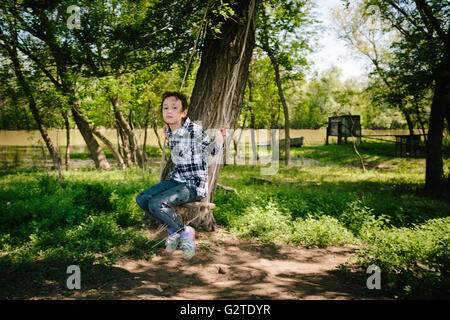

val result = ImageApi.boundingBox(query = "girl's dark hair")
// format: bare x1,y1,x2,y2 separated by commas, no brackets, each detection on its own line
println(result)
160,91,189,113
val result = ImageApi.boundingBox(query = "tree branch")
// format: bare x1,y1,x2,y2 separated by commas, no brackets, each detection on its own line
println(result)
413,0,446,41
385,0,427,35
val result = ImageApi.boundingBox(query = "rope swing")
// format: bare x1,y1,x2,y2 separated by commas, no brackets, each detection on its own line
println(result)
152,0,256,243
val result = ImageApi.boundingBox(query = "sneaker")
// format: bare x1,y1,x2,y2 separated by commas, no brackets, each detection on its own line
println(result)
164,232,180,255
179,226,196,260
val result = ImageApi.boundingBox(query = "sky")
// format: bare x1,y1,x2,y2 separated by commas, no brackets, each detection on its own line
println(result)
307,0,372,81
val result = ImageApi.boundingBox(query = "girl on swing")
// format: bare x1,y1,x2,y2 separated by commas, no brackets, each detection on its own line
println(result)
136,92,227,260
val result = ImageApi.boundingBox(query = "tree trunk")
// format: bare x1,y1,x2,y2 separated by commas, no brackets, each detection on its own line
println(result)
189,0,258,195
117,119,132,167
110,95,144,167
413,98,428,144
151,102,164,151
248,79,258,162
128,109,136,164
425,56,449,195
62,110,72,169
3,32,62,170
270,58,290,167
110,95,132,167
92,128,126,169
162,0,259,231
142,102,152,167
71,106,111,170
402,107,415,136
234,114,247,165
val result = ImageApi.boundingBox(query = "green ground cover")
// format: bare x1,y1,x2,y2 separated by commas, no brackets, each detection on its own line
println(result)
0,141,448,299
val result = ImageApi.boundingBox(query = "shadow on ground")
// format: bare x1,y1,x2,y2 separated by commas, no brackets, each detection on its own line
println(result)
50,229,387,300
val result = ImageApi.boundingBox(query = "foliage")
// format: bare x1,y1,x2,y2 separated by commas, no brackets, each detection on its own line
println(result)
290,215,356,248
229,201,293,243
355,217,450,299
291,66,376,129
0,170,151,297
0,140,448,298
213,140,449,298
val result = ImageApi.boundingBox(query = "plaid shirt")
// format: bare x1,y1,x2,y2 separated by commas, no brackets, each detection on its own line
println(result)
167,117,223,198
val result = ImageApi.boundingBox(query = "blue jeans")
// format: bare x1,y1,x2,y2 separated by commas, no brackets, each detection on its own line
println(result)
136,179,201,231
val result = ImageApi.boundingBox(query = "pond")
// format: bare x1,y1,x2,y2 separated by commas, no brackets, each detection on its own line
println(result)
0,129,410,169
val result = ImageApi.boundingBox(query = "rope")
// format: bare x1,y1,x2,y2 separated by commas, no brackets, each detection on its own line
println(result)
208,0,256,204
159,136,167,182
147,212,205,248
159,0,212,183
221,0,256,123
179,0,212,93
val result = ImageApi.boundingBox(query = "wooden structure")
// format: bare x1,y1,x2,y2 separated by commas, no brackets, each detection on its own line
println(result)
395,134,422,157
326,115,361,145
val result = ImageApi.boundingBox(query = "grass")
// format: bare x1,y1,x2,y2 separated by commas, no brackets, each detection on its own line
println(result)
0,140,448,299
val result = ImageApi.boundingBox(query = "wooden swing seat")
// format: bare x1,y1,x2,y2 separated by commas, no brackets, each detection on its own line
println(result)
179,201,215,211
170,201,216,231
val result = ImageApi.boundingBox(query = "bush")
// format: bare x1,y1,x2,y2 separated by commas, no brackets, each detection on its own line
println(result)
355,217,450,299
0,169,157,298
63,214,122,252
290,215,357,248
229,201,292,243
72,183,114,213
339,200,389,238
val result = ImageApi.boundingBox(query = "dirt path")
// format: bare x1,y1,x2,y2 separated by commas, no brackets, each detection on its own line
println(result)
65,228,384,300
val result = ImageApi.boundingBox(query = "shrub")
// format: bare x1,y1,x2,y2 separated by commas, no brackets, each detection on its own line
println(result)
229,201,292,243
339,200,389,238
290,215,357,248
72,183,114,213
355,217,450,299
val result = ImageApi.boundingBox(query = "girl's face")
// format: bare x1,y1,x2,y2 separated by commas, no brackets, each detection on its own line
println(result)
162,96,187,126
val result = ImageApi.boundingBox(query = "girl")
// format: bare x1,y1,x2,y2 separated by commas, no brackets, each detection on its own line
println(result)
136,91,226,260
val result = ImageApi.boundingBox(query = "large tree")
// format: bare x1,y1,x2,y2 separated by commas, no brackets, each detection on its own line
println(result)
189,0,259,198
364,0,449,195
332,3,420,136
0,12,63,171
160,0,260,230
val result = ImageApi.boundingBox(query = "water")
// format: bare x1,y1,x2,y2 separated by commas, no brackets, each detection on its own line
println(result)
0,129,409,169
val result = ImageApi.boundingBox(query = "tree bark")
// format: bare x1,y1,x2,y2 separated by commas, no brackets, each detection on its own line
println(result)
402,107,415,136
71,106,111,170
270,58,290,167
92,128,126,169
425,56,449,195
62,110,71,169
110,95,132,167
248,79,259,162
110,95,144,167
234,114,247,165
413,98,428,143
142,102,152,167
